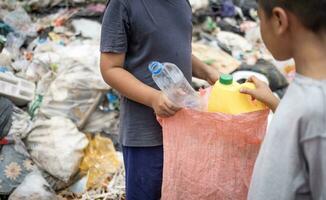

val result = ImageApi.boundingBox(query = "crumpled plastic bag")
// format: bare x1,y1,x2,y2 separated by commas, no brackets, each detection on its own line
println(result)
80,134,121,189
159,109,269,200
8,106,33,140
38,61,108,128
26,116,89,182
83,110,119,134
217,31,253,53
3,8,37,37
9,170,57,200
71,19,101,40
189,0,209,12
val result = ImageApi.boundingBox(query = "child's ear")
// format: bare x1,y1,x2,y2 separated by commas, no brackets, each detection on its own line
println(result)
271,7,289,36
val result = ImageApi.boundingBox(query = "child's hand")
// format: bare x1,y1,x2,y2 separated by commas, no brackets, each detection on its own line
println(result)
240,76,280,112
151,92,181,118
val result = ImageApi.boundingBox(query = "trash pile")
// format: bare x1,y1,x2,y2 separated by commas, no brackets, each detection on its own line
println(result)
0,1,123,200
190,0,293,96
0,0,293,199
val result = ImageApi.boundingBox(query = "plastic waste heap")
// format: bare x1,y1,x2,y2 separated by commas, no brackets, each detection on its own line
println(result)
149,61,203,110
208,74,266,114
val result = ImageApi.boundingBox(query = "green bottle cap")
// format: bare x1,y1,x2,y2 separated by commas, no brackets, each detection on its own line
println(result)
219,74,233,85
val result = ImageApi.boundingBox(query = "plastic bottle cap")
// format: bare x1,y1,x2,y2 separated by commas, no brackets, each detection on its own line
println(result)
148,61,163,75
219,74,233,85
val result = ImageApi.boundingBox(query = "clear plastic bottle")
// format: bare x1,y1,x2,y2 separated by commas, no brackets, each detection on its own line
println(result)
148,61,203,110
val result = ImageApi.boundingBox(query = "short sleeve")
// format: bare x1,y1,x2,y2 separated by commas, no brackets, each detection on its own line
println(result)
100,0,129,53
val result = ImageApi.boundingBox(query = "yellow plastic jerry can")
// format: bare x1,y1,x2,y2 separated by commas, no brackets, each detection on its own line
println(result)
207,74,266,114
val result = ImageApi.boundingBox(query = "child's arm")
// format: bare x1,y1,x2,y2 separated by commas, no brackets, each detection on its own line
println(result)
240,76,280,112
100,52,180,118
192,55,220,85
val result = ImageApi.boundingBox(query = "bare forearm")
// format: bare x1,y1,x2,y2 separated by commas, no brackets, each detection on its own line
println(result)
192,55,220,85
101,67,158,107
192,55,209,80
267,96,280,113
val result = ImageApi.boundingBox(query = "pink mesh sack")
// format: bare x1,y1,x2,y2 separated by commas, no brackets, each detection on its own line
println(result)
159,109,269,200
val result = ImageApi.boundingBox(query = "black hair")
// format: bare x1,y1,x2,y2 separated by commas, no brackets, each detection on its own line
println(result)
258,0,326,32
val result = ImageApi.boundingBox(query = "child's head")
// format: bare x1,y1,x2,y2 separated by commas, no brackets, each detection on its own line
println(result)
257,0,326,60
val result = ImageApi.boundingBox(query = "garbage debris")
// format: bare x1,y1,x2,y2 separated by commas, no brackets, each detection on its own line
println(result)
58,165,125,200
26,116,89,182
41,170,81,192
0,35,7,53
0,70,35,106
83,110,119,134
217,31,253,56
67,176,87,194
190,0,209,12
273,59,296,82
0,145,36,195
72,18,101,40
38,62,107,128
80,134,121,190
3,8,37,37
99,90,120,112
0,97,13,139
192,42,240,74
9,170,57,200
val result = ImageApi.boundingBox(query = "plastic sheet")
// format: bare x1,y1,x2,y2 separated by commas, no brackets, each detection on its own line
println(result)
3,8,37,37
9,170,56,200
159,109,269,200
82,110,119,134
38,61,107,128
79,134,121,189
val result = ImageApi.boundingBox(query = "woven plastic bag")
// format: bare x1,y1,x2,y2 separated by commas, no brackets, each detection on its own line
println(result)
159,109,269,200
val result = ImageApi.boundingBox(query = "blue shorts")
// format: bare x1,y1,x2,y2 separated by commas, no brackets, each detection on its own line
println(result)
122,145,163,200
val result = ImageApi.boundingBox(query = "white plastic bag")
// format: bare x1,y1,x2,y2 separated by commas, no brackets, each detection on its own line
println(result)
3,8,37,37
71,19,101,40
9,170,57,200
38,61,108,127
83,110,119,134
189,0,209,12
26,117,89,182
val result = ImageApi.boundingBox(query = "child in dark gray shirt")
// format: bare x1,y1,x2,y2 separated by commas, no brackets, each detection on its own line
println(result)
100,0,219,199
240,0,326,199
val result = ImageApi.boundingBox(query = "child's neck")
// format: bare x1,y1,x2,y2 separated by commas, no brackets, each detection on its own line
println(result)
292,31,326,80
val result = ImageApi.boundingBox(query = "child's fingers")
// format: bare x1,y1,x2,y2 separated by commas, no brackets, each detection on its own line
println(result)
157,109,173,118
164,98,181,112
240,87,257,97
163,105,177,116
167,102,181,112
159,112,170,118
246,76,254,82
250,76,265,87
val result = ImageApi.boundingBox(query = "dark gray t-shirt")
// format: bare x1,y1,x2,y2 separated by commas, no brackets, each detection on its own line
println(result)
100,0,193,146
